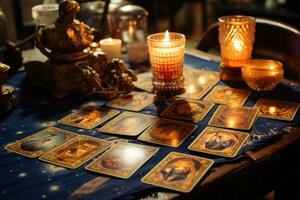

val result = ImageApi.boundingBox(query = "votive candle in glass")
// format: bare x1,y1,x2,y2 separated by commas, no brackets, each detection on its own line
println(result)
147,31,186,95
218,15,256,81
242,59,284,91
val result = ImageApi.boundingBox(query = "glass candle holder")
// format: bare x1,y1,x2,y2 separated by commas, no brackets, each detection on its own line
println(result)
148,31,186,95
32,4,59,26
218,15,256,81
242,59,284,91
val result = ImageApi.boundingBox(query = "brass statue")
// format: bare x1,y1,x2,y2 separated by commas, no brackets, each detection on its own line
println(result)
36,0,94,61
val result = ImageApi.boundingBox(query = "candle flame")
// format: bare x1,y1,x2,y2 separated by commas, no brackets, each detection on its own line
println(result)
164,30,170,42
233,38,243,52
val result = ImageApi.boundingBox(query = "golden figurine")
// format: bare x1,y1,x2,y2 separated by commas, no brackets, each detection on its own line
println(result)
36,0,94,61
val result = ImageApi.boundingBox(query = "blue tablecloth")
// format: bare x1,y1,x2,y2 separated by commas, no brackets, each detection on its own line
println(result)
1,53,300,200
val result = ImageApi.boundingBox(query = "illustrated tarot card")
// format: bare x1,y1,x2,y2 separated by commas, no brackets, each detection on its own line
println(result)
141,152,214,193
138,118,197,147
99,111,158,136
39,135,112,169
85,142,158,178
208,105,258,130
188,127,250,158
5,127,77,158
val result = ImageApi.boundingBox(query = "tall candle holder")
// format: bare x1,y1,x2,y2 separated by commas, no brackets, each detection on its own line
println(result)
218,15,256,82
147,31,186,96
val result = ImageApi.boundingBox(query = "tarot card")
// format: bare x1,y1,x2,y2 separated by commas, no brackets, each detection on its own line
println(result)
99,111,158,136
39,135,112,169
141,152,214,193
85,142,158,179
59,105,120,129
161,99,214,122
5,127,77,158
188,127,250,158
106,92,155,111
208,105,258,130
204,86,251,106
134,72,153,92
138,118,197,147
180,69,220,100
254,98,299,121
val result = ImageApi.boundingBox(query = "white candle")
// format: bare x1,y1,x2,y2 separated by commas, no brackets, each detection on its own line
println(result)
99,38,122,60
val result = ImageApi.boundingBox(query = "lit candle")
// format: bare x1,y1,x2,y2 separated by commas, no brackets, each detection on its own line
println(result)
218,15,256,81
99,38,122,60
147,31,186,95
241,59,284,91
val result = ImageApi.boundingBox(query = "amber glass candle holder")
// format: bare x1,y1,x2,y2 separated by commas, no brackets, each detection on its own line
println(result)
218,15,256,82
147,31,186,96
242,59,284,91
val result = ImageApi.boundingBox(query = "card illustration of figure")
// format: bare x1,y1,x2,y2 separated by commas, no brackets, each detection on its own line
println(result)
208,105,258,130
138,118,197,147
59,105,120,129
142,152,214,193
204,86,251,106
180,69,219,100
161,99,214,122
5,127,77,158
106,92,155,111
39,135,112,169
99,112,158,136
189,127,250,158
85,142,158,178
254,98,299,121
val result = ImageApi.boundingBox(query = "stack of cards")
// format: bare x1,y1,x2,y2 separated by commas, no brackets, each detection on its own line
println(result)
86,142,158,178
189,127,249,158
39,135,112,169
59,105,120,129
106,92,155,111
99,112,158,136
161,99,214,122
204,86,251,106
5,127,77,158
208,105,258,130
254,98,299,121
138,119,197,147
142,152,214,193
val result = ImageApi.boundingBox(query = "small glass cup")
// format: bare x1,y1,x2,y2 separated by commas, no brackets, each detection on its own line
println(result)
32,4,59,26
242,59,284,91
147,31,186,95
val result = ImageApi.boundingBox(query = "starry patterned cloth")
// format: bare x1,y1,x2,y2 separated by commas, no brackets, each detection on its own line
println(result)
1,53,300,200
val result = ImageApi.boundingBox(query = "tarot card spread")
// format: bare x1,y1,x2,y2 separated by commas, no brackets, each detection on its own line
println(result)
5,127,77,158
208,105,258,130
85,142,158,178
204,86,251,106
59,105,120,129
161,99,214,122
142,152,214,193
99,111,158,136
189,127,250,158
106,91,155,111
138,118,198,147
254,98,299,121
39,135,112,169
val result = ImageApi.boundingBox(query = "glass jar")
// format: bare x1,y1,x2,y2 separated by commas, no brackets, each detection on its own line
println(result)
112,5,148,63
242,59,284,91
